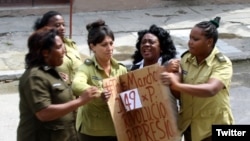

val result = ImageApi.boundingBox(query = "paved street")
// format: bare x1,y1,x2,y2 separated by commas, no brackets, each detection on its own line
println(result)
1,2,250,141
0,92,19,141
1,3,250,78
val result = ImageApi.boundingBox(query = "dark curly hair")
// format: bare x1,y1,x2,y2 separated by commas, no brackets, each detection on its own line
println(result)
131,24,177,65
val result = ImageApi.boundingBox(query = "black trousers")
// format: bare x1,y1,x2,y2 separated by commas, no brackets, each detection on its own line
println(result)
78,133,117,141
184,126,212,141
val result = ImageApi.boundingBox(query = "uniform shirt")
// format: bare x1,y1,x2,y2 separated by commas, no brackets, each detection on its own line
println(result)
72,56,127,136
56,38,84,85
17,66,78,141
179,47,234,141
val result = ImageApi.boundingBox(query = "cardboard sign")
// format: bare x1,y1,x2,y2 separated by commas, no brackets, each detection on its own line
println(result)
103,64,180,141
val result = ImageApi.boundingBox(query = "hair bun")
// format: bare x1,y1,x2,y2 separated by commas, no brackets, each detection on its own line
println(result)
210,17,221,28
86,19,106,32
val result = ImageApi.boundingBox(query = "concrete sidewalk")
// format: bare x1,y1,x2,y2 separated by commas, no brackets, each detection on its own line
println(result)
1,3,250,81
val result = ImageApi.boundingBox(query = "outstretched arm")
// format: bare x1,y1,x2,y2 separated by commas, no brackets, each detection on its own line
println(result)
35,86,99,122
161,72,224,97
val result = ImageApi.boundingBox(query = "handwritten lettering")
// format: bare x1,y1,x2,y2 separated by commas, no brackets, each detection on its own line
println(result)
145,86,155,103
103,77,121,94
115,97,125,114
124,68,158,89
126,119,175,141
122,101,168,124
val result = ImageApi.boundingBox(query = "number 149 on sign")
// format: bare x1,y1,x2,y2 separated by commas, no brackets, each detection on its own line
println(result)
119,88,143,112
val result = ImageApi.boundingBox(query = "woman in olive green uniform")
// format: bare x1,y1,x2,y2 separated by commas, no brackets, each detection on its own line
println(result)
33,11,86,85
72,19,127,141
160,17,234,141
17,27,99,141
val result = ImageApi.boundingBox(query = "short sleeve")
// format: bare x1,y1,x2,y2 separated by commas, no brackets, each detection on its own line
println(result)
71,64,92,96
210,60,232,89
26,76,51,113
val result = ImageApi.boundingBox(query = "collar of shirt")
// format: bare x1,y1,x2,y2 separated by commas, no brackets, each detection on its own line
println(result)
63,37,76,49
185,47,220,67
136,56,163,69
42,65,52,71
92,56,120,70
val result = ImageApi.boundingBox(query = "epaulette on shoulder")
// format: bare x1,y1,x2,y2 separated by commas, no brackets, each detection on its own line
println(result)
118,63,125,67
215,52,226,62
181,50,189,58
118,63,129,70
84,59,94,65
